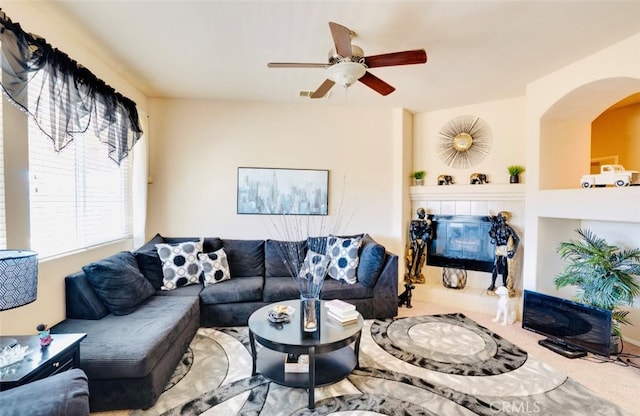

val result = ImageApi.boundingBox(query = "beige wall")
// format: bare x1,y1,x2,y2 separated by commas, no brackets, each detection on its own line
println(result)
413,96,526,186
146,99,405,250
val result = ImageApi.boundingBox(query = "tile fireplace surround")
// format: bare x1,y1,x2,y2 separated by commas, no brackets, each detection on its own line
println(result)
408,184,525,317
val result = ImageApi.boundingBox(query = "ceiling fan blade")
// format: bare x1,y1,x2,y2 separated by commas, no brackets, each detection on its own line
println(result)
329,22,352,58
310,79,335,99
268,62,327,68
365,49,427,68
358,71,395,96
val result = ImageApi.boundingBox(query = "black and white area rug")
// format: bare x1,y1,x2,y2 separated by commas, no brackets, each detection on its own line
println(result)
129,313,630,416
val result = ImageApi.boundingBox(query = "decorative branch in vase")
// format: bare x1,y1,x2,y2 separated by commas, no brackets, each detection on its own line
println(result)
267,208,348,334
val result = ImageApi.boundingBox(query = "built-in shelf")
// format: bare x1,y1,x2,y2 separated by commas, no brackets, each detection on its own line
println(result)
410,184,525,201
532,187,640,224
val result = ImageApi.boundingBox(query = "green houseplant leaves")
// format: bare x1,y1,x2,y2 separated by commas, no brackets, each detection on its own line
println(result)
554,228,640,336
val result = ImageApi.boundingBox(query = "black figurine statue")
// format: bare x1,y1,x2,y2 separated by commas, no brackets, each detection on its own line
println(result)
404,208,433,284
487,211,520,296
398,282,415,308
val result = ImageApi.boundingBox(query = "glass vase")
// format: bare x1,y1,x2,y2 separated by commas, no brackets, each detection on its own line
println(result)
300,296,320,333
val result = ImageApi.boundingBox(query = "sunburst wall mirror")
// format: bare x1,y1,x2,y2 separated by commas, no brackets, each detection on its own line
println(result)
437,115,493,168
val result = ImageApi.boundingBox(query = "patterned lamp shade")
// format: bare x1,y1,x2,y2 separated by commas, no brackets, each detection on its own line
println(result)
0,250,38,310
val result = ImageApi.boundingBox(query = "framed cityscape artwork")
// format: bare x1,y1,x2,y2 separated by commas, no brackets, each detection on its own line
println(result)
237,167,329,215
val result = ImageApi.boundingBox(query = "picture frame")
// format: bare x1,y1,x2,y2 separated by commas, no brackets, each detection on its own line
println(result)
237,167,329,215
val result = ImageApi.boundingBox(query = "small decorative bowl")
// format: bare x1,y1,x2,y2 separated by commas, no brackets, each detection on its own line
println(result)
267,305,294,323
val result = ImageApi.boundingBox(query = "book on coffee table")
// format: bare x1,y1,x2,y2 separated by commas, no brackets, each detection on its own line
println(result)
325,299,356,314
326,299,359,325
327,310,359,325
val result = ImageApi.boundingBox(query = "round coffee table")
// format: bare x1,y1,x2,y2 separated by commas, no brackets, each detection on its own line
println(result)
248,299,363,409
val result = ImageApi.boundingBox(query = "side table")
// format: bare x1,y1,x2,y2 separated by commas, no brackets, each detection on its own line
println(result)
0,333,86,391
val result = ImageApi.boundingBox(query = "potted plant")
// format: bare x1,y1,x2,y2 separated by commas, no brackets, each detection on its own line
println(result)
507,165,525,183
412,170,426,186
554,228,640,348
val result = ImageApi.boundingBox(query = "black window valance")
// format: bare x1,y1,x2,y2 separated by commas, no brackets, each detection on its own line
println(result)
0,10,142,164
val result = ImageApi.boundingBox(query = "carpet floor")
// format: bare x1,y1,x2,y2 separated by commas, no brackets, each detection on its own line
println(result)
126,313,630,416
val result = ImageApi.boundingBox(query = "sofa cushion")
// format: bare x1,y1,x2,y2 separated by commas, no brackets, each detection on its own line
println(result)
199,248,231,286
356,234,387,287
307,236,328,254
64,271,109,320
83,251,156,316
307,234,363,254
326,235,362,284
299,249,329,280
265,239,306,277
321,278,373,300
162,236,201,244
203,237,224,253
52,296,199,379
221,239,265,277
156,239,203,290
133,233,166,290
262,276,300,302
0,368,90,416
199,276,264,304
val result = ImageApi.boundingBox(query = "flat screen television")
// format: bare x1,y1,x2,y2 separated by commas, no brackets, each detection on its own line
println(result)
522,290,612,358
426,215,495,272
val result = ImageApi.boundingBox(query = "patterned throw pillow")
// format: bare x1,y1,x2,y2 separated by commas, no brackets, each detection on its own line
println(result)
155,239,203,290
326,235,362,284
199,248,231,286
298,250,329,281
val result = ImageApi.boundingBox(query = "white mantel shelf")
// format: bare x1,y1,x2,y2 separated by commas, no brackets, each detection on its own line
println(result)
410,184,526,201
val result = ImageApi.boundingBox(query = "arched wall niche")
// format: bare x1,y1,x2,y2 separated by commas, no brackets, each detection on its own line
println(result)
592,92,640,172
539,77,640,190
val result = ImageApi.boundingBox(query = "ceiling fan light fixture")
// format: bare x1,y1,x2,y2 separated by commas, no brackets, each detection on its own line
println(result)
325,61,366,88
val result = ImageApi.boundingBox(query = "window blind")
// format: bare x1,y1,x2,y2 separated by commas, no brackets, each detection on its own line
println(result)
28,72,133,258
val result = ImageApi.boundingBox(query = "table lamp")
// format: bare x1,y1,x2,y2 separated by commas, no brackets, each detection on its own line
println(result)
0,250,38,349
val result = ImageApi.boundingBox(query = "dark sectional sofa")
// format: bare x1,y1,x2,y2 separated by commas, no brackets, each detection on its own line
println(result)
52,233,398,411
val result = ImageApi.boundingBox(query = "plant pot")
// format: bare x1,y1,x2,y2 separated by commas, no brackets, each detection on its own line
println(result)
414,178,424,186
509,174,520,184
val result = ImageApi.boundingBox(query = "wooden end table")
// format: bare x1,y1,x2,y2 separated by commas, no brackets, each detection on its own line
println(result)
248,299,362,409
0,333,86,391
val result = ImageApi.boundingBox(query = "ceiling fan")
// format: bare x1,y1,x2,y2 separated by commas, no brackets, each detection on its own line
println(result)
267,22,427,98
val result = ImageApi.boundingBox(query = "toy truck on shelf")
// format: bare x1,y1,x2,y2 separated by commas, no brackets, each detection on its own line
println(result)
581,164,640,188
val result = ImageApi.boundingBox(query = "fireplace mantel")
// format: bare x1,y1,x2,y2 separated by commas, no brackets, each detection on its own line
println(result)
410,184,525,202
409,183,526,318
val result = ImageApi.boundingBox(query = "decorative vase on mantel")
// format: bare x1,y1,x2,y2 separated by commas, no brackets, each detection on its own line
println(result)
509,174,520,184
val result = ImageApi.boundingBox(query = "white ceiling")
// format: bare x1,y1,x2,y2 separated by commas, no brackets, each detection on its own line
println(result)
31,0,640,113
